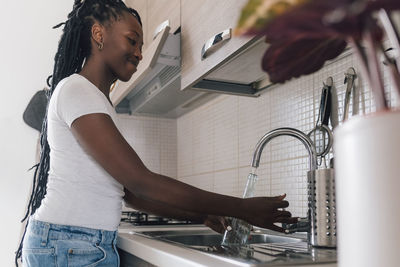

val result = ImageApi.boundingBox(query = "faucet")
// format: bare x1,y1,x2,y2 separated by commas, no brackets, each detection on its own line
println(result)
251,127,317,245
251,127,317,171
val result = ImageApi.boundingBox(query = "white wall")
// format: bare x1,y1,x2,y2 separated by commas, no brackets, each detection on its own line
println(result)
0,1,72,266
0,3,179,266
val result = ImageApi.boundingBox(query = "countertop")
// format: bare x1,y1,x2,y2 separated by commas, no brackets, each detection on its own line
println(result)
117,223,337,267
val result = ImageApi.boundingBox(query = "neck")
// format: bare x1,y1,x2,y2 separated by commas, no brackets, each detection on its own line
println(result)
79,56,116,102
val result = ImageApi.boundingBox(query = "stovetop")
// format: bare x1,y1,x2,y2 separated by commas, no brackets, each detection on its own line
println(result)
120,211,198,226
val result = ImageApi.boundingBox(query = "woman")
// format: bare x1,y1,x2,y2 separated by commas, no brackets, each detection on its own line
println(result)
16,0,296,266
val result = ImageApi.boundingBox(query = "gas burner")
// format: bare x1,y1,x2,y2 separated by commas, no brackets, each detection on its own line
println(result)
121,211,198,226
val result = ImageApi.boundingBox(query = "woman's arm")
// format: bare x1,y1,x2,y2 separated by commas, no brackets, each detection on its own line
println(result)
71,113,295,231
124,189,229,233
124,188,205,222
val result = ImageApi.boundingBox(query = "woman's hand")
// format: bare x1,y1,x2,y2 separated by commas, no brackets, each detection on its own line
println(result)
239,194,298,232
203,215,231,234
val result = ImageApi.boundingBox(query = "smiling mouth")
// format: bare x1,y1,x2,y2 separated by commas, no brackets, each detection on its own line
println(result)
127,58,138,67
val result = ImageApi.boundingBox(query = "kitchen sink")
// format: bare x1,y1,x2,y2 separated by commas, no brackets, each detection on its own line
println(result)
119,226,337,266
148,231,302,247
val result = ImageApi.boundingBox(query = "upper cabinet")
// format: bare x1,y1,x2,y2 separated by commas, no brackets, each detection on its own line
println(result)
125,0,180,52
146,0,180,46
180,0,270,95
116,1,270,117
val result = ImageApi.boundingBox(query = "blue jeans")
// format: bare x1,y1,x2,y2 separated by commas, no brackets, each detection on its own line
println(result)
22,219,119,267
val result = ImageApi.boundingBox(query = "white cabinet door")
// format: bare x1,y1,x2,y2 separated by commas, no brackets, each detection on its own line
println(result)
146,0,180,46
181,0,253,91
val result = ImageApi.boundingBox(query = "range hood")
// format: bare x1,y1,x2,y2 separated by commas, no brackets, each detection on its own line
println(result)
190,36,275,96
111,26,208,118
110,26,275,118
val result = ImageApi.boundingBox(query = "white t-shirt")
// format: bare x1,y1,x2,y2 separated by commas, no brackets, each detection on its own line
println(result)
33,73,124,231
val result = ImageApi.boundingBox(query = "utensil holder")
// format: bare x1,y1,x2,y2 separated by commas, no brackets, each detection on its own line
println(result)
308,168,336,248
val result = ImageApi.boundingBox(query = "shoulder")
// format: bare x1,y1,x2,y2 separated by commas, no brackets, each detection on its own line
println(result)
52,74,108,108
50,74,112,127
55,74,95,96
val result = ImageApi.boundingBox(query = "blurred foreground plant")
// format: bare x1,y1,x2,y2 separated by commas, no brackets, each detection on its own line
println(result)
236,0,400,111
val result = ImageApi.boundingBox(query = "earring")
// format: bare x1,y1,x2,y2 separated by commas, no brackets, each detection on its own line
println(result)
97,42,104,50
110,81,117,92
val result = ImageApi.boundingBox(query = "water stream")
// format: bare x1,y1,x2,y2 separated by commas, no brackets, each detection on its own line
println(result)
221,168,258,247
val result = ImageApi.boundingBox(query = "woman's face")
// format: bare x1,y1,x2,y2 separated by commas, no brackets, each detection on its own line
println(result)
100,12,144,82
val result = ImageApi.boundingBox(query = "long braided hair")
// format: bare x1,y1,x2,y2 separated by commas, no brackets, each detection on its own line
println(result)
15,1,141,265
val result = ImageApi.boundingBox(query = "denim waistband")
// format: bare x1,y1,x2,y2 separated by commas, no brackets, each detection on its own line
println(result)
27,218,118,246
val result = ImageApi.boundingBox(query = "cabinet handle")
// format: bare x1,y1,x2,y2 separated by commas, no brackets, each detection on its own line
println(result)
201,28,232,60
153,20,170,40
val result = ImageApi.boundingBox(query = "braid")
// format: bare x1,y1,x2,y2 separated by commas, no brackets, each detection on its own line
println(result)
15,1,141,265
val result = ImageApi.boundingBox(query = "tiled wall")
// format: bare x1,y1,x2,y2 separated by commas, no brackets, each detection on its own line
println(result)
118,114,178,179
117,46,398,218
176,47,399,218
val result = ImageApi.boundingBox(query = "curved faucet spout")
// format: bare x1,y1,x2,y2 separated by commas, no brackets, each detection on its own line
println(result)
251,127,317,171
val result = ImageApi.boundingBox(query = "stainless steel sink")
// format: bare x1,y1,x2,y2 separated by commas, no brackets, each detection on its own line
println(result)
122,226,337,266
153,231,302,247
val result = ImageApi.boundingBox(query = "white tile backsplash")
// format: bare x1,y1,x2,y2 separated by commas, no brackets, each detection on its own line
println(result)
175,49,397,218
213,96,239,171
118,48,398,219
118,114,177,178
214,169,239,196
